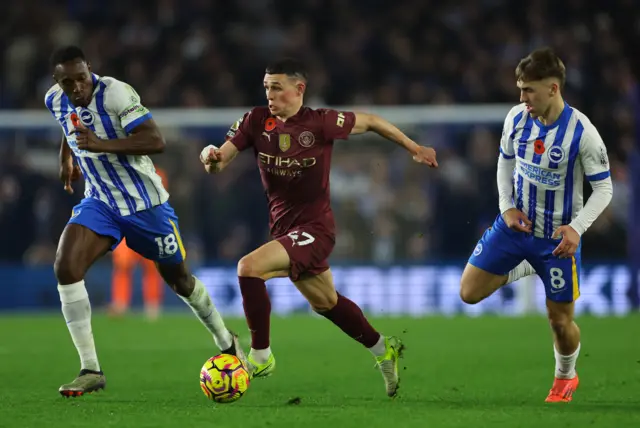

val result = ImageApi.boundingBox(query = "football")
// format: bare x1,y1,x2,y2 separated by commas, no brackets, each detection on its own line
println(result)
199,354,250,403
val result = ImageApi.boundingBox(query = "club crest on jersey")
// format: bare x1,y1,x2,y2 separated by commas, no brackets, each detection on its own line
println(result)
279,134,291,152
534,140,545,155
547,146,565,164
473,243,483,256
79,109,94,126
298,131,315,148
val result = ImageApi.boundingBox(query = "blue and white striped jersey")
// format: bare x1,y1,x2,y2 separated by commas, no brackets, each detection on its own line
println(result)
499,102,611,239
45,74,169,216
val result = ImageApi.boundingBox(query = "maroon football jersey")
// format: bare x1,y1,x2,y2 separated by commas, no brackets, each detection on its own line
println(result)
227,106,356,238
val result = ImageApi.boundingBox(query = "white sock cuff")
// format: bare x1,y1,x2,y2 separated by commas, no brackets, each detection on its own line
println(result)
58,281,88,304
507,260,535,283
368,334,387,357
554,342,581,358
179,276,206,303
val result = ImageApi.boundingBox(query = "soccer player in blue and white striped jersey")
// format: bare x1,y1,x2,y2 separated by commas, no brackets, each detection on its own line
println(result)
460,48,613,402
45,46,245,396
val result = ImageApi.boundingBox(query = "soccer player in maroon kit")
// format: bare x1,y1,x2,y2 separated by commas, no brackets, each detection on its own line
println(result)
200,59,438,397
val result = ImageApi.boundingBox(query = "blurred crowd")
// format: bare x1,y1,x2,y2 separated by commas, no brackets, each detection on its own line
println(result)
0,0,636,265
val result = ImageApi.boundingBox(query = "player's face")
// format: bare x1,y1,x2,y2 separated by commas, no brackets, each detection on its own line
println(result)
517,79,557,118
53,60,94,107
263,74,304,116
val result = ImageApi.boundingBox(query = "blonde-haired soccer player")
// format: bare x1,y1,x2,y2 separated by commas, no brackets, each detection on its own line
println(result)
461,47,613,402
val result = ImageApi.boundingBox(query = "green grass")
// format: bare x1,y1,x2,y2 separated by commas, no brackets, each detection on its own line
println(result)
0,314,639,428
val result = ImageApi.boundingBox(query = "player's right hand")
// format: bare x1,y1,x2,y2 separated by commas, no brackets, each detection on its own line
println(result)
199,145,221,165
60,157,81,194
502,208,532,233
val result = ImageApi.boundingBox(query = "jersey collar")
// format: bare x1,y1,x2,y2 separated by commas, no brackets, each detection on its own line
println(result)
533,101,571,131
276,105,307,125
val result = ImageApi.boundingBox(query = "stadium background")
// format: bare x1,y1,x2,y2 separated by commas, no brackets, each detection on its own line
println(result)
0,1,639,426
0,0,636,316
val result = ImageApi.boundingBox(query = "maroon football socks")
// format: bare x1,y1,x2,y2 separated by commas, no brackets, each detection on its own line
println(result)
318,293,381,348
238,276,271,349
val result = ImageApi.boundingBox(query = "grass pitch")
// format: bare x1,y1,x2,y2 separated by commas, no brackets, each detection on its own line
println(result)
0,314,638,428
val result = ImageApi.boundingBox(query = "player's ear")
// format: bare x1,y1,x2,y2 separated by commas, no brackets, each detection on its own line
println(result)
296,82,306,96
550,82,558,97
87,62,92,72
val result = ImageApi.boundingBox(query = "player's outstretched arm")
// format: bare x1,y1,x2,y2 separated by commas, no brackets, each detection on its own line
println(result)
350,112,438,167
200,141,240,174
74,119,165,155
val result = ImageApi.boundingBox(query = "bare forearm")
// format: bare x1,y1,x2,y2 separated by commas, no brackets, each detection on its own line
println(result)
369,115,420,154
59,137,71,163
100,133,165,155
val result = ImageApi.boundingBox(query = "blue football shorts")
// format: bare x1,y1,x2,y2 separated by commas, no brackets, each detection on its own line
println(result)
68,198,186,264
468,214,581,302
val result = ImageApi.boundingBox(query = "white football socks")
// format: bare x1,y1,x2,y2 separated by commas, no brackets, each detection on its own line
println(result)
58,281,100,372
368,335,387,358
179,276,233,351
249,347,272,364
554,343,580,379
506,260,535,284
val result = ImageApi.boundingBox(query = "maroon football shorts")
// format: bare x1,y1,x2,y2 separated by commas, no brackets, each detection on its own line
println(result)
275,224,335,281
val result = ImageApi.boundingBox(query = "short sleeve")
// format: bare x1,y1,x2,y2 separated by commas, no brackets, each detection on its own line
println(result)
321,109,356,141
44,87,59,119
580,127,611,182
226,111,254,152
105,81,152,134
499,109,519,159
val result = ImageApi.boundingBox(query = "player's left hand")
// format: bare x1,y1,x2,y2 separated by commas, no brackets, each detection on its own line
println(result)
73,126,102,152
552,225,580,258
412,146,438,167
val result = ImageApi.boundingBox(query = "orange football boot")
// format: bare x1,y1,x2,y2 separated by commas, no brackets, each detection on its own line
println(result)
545,375,579,402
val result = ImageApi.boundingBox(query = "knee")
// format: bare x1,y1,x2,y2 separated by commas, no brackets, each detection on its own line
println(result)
237,254,263,279
54,255,85,284
548,315,572,336
459,280,482,305
459,265,505,305
310,292,338,313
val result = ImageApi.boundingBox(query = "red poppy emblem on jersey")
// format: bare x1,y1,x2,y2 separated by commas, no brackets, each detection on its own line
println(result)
534,140,545,155
70,112,80,127
265,118,276,132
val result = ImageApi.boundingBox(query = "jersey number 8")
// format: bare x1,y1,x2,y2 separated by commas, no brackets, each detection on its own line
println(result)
549,267,566,289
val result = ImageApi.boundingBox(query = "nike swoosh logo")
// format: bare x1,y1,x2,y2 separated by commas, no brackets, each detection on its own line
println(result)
252,361,274,376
